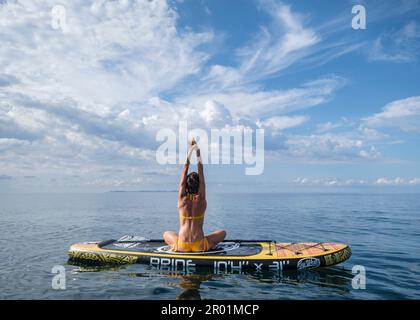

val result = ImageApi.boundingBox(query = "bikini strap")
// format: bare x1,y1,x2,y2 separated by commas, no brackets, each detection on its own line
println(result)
179,213,205,221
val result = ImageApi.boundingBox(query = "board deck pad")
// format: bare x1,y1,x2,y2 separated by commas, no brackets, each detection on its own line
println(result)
68,238,351,271
101,240,262,256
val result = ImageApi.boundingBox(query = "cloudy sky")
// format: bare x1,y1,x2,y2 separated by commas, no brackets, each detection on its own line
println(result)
0,0,419,193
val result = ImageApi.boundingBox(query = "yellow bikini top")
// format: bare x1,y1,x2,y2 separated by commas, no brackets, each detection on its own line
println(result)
179,213,205,221
186,194,196,201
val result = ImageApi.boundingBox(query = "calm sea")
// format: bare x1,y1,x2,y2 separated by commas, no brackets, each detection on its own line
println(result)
0,192,419,299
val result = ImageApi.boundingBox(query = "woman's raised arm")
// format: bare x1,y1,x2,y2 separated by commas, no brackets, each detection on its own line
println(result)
197,148,205,198
179,139,196,199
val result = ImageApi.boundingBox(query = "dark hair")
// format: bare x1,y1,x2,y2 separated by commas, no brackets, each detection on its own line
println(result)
186,172,199,195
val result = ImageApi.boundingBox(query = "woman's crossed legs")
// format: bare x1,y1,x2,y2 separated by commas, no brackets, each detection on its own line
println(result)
163,230,226,251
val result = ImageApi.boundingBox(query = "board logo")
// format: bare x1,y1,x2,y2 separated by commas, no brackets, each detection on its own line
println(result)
297,258,321,270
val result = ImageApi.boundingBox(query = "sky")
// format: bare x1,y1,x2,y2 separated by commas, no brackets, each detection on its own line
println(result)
0,0,419,193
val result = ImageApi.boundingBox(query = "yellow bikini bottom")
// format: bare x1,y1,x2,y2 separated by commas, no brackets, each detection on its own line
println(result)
172,237,209,252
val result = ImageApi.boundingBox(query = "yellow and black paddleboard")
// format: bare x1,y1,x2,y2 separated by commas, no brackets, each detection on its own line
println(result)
68,236,351,271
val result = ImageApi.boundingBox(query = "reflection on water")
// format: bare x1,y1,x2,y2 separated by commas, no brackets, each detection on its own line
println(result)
69,262,353,300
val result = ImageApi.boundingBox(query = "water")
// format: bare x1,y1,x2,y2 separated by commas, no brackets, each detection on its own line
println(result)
0,192,419,299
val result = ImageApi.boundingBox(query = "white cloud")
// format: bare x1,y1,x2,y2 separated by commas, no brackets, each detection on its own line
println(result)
293,177,420,187
0,0,214,177
201,1,321,89
258,115,308,133
199,100,232,127
358,126,389,141
364,96,420,133
409,178,420,185
1,0,401,189
237,2,319,79
179,76,346,121
375,177,405,185
0,0,212,107
87,176,152,187
316,121,341,133
369,21,420,63
315,118,357,133
292,177,368,186
284,133,380,161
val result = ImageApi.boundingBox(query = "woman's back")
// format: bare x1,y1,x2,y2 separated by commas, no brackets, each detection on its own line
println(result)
178,194,207,241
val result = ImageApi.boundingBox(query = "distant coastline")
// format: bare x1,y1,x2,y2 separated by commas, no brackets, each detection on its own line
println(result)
109,190,177,193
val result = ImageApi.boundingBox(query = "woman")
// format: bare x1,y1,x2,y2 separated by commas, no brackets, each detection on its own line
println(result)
163,139,226,252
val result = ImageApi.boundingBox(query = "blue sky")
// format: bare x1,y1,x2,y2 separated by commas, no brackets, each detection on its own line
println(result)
0,0,419,193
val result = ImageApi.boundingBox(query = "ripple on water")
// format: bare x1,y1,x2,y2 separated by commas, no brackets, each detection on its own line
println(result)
0,192,419,299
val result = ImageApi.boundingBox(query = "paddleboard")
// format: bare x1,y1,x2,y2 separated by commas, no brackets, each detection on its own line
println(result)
68,236,351,271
